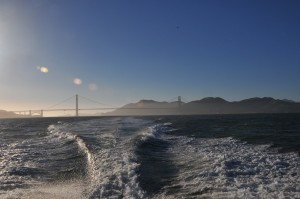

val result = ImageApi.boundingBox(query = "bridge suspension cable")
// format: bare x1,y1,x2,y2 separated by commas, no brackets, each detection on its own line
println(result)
12,94,186,117
45,95,76,109
181,97,190,103
78,95,117,108
167,97,178,103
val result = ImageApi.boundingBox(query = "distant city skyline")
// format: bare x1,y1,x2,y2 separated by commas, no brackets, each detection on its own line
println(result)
1,0,300,115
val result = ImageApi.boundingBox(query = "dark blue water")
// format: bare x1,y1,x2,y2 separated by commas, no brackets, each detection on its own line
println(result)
0,114,299,198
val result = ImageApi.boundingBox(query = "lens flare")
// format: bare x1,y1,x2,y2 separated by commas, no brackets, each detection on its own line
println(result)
73,78,82,85
88,83,97,91
37,66,49,73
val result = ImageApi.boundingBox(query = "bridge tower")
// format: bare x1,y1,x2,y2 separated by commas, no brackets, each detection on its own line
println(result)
178,96,182,109
76,94,79,116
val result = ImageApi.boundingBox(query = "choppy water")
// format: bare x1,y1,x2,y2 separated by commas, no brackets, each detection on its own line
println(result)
0,114,299,198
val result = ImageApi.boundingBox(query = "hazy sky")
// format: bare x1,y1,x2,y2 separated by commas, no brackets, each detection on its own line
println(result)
1,0,300,113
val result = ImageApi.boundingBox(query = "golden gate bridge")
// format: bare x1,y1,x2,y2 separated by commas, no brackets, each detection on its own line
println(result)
12,94,187,117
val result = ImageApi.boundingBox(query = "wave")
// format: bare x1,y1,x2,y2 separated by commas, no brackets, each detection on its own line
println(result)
1,118,148,199
157,136,300,198
0,122,92,198
133,123,178,196
2,117,298,198
14,118,149,199
83,118,148,199
86,121,175,198
47,123,95,178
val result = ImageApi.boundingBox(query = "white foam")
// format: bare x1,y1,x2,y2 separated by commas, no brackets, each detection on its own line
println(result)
0,139,40,194
0,122,96,198
57,118,150,199
47,124,77,141
47,123,96,178
138,123,173,143
86,133,146,199
75,136,95,176
157,136,300,199
47,119,146,199
1,181,86,199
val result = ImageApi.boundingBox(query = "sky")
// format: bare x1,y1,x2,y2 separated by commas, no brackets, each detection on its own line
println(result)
0,0,300,115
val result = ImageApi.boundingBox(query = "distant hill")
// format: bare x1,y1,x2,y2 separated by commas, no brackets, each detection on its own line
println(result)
104,100,181,116
105,97,300,116
0,110,40,118
0,110,19,118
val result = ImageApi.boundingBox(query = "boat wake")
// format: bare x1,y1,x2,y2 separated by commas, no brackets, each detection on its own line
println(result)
1,117,299,198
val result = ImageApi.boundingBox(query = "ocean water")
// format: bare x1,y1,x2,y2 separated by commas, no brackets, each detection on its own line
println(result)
0,114,299,199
